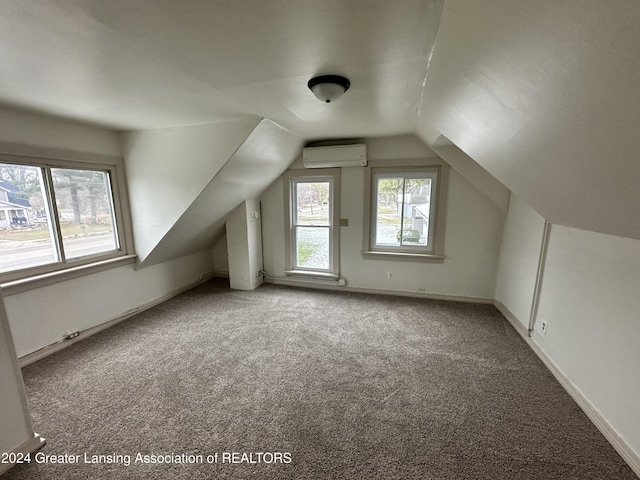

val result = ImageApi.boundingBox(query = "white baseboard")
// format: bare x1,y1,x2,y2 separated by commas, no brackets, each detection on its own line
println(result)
18,271,216,368
495,301,640,478
264,277,494,304
0,433,46,476
213,270,229,279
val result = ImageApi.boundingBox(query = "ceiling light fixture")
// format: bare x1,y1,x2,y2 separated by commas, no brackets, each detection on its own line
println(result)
307,75,350,103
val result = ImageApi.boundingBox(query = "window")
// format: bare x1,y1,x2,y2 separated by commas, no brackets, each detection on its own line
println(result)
0,156,128,280
284,169,340,277
364,165,446,258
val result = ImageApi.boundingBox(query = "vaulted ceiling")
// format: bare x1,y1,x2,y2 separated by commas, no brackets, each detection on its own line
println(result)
417,0,640,241
0,0,441,139
1,0,638,263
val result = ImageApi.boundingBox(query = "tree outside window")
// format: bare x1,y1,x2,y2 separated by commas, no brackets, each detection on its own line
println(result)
0,162,121,275
284,169,340,277
368,167,440,255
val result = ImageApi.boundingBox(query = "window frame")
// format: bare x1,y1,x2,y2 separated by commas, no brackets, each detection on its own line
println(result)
283,169,340,278
0,151,134,285
362,161,448,260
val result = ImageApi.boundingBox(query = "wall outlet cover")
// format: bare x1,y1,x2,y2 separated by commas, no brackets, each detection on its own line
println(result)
541,320,548,335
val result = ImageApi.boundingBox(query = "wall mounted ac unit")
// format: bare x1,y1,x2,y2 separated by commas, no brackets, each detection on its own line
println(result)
303,144,367,168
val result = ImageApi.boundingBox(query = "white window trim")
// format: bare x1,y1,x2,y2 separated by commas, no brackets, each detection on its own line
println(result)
0,147,135,287
283,169,340,277
362,159,448,261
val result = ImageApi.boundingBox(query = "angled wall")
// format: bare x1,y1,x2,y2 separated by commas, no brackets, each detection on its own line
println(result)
139,119,304,266
431,137,510,212
418,4,640,471
496,195,640,475
121,118,262,262
417,0,640,240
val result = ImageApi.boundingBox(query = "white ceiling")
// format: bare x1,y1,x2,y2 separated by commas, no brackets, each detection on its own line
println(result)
416,0,640,240
1,0,639,243
0,0,442,139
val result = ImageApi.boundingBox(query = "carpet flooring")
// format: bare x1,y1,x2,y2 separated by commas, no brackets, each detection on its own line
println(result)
4,279,637,479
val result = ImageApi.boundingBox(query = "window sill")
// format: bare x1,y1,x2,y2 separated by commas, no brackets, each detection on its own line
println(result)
361,250,445,262
1,254,138,296
284,270,340,280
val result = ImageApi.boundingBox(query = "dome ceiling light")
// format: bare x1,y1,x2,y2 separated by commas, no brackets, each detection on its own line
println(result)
307,75,351,103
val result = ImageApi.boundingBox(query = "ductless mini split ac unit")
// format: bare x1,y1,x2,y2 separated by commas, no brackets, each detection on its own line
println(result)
302,144,367,168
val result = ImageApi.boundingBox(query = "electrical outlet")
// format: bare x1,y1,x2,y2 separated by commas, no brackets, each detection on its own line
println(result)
64,329,80,340
387,271,394,279
541,320,548,335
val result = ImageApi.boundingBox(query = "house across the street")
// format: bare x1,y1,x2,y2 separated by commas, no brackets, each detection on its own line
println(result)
0,182,31,227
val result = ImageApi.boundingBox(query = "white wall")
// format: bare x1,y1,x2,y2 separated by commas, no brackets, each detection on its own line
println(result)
4,250,214,357
495,195,546,327
213,234,229,275
0,107,121,156
260,135,506,300
121,118,260,262
534,226,640,461
226,200,263,290
495,196,640,471
0,108,216,357
246,199,263,290
431,142,510,212
0,291,35,468
416,0,640,241
122,119,303,267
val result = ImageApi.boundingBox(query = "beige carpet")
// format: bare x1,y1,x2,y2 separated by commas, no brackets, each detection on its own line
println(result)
4,279,636,479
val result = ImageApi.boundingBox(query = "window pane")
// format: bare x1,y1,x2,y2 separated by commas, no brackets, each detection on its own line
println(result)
295,181,330,226
51,168,119,260
375,177,402,246
0,163,58,273
295,226,329,270
400,178,431,246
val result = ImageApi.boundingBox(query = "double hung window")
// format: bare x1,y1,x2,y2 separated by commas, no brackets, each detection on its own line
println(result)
365,165,445,258
284,170,340,277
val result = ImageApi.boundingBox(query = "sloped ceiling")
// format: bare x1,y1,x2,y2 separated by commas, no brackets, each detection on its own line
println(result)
121,118,262,262
1,0,639,258
139,119,304,266
417,0,640,240
0,0,442,139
